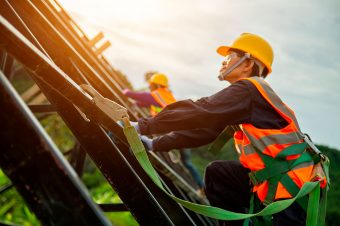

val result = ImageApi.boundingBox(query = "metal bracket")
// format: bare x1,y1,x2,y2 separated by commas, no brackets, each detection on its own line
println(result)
303,133,323,157
79,84,128,122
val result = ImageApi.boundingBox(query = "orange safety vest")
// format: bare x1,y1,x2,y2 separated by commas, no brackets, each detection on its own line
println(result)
234,77,314,202
150,88,176,116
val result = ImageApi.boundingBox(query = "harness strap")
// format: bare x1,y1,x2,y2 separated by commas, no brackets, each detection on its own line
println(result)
307,184,320,226
280,173,308,211
250,143,314,205
251,152,313,184
276,142,308,158
317,156,330,226
263,174,281,206
208,126,236,154
243,193,254,226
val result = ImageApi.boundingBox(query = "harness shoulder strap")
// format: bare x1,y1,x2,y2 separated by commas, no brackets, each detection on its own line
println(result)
208,125,240,154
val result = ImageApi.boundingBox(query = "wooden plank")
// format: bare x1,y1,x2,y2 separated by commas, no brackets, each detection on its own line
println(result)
94,40,111,55
88,32,104,47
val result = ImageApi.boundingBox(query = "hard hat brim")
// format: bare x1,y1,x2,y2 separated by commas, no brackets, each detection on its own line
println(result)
216,46,231,56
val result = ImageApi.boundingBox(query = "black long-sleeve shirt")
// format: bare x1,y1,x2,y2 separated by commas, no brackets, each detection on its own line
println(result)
152,127,225,152
139,78,288,151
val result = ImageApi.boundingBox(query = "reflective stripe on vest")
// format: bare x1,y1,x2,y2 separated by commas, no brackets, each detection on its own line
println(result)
235,77,314,202
243,131,304,155
150,88,176,116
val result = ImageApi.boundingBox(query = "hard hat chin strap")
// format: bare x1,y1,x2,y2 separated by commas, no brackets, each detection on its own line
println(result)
218,53,251,81
253,58,265,77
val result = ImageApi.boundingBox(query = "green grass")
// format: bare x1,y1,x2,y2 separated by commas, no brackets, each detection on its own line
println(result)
40,114,76,152
0,170,40,226
82,165,139,226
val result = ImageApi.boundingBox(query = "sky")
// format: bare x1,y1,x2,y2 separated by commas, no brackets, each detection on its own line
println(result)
58,0,340,149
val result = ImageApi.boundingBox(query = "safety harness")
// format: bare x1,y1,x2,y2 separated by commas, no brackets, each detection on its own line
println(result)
121,118,330,226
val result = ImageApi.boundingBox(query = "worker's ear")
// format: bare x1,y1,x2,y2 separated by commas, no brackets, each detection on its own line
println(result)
243,59,255,73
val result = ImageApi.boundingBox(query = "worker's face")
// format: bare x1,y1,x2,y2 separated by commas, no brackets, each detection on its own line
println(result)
219,51,246,84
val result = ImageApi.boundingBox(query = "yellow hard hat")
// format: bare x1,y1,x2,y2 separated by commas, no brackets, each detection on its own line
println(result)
149,73,168,87
217,33,274,75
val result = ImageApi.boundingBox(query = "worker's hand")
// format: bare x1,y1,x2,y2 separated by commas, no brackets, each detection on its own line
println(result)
130,121,140,133
116,120,140,133
140,135,153,151
122,89,130,95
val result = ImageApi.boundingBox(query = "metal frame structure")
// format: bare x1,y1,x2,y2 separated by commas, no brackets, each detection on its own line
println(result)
0,1,216,225
0,70,111,226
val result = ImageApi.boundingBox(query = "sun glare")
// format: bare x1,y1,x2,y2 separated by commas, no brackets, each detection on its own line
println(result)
59,0,163,23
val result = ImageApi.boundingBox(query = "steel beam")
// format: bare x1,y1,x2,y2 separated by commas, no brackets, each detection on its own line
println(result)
0,71,111,226
99,204,128,212
28,104,57,113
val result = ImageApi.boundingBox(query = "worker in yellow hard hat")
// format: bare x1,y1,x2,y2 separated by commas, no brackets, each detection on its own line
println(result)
123,72,176,116
147,73,177,116
148,72,168,86
131,33,326,226
123,72,205,192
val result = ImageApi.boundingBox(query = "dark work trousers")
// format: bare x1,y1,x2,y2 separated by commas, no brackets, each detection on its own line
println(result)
180,149,204,188
204,160,306,226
